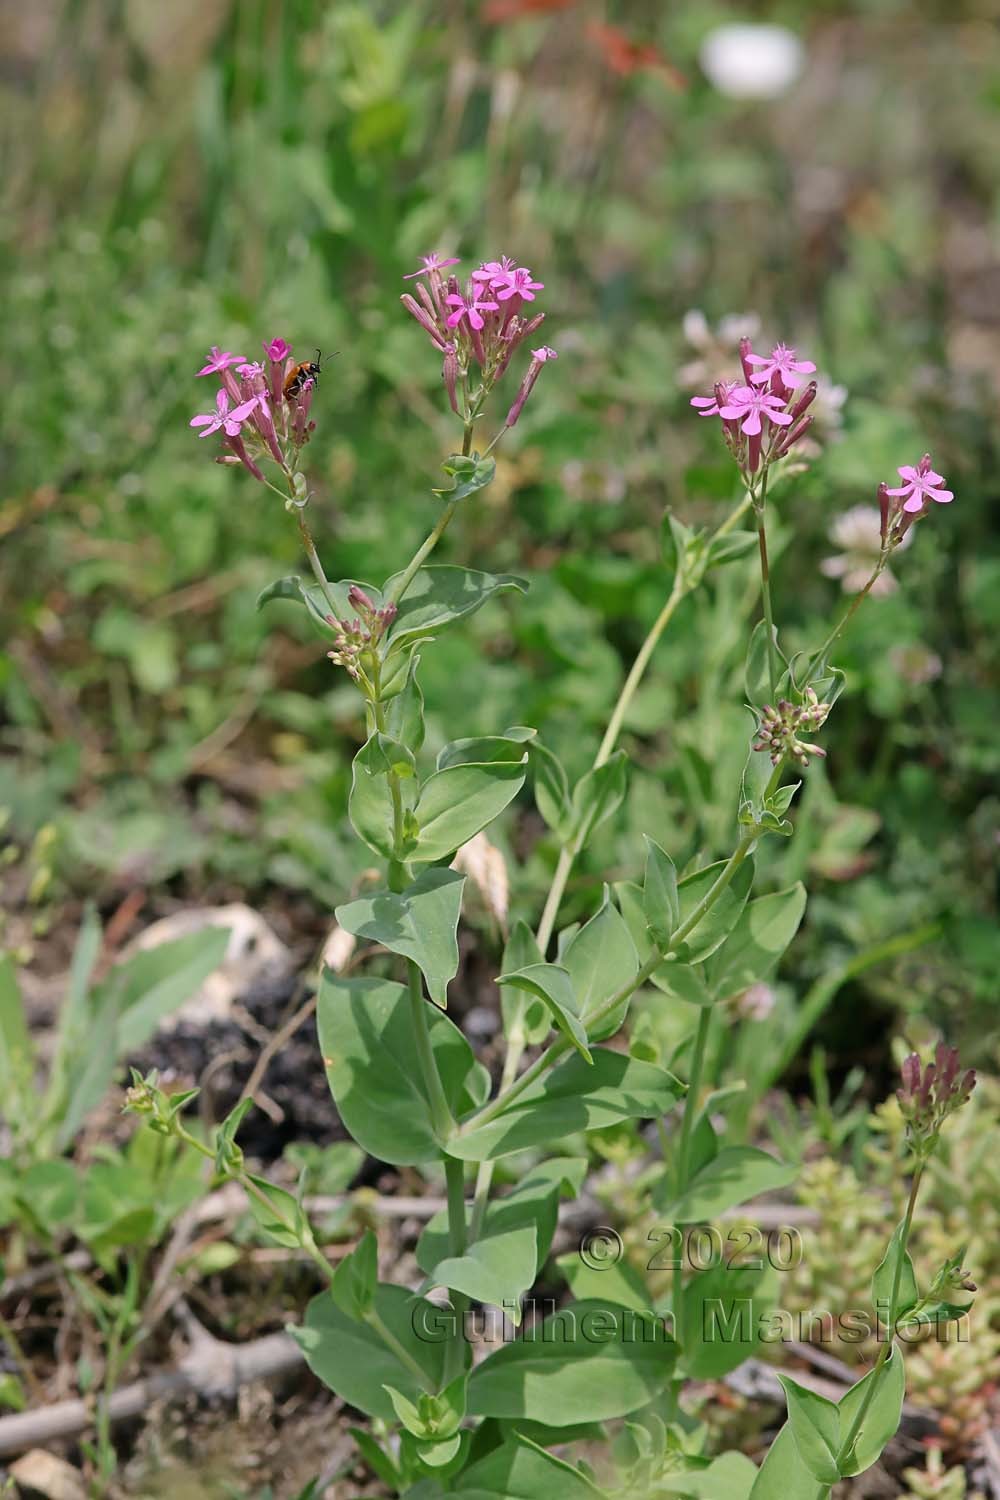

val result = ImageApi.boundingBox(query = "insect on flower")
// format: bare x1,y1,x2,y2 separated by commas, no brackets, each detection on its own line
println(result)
283,349,331,402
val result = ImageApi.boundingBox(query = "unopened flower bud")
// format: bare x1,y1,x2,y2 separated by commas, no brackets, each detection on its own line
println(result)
739,336,754,384
443,344,459,413
505,346,557,427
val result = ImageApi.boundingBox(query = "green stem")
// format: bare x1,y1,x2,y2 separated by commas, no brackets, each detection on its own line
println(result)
811,1165,925,1499
671,1006,713,1348
443,1156,470,1383
296,514,341,619
807,554,888,680
386,498,461,606
408,960,455,1140
534,494,752,955
366,1307,436,1392
751,473,778,700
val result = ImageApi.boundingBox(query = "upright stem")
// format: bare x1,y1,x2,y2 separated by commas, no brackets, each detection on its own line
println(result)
297,514,341,618
443,1156,470,1383
810,1163,925,1499
751,472,778,700
671,1006,713,1348
807,554,887,680
407,960,455,1141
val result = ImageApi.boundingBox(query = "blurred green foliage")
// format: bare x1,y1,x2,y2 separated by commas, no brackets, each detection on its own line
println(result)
1,0,998,1064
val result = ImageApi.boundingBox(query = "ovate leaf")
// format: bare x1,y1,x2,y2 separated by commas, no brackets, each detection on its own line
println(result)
335,869,465,1009
776,1374,840,1485
386,566,528,648
496,965,591,1061
670,1148,794,1224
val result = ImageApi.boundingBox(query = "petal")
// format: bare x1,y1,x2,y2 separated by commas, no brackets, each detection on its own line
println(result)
741,410,762,436
230,398,260,422
902,495,926,513
768,410,794,426
744,352,769,366
718,404,744,419
792,359,816,373
468,309,484,330
897,465,919,481
189,414,213,428
884,485,910,497
748,370,772,384
196,420,221,437
445,310,465,327
927,488,954,503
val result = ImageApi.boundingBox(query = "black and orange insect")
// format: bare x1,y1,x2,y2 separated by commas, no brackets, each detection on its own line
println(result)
283,349,328,402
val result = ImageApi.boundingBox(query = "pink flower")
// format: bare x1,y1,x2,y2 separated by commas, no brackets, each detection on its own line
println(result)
263,338,292,362
189,389,259,438
718,385,794,436
445,290,500,331
885,454,954,513
494,266,544,302
404,253,460,279
472,256,516,284
746,342,816,387
236,361,265,379
196,346,247,376
690,379,739,417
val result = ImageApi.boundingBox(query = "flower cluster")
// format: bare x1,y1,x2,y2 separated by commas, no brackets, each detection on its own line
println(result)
401,253,555,423
190,338,318,491
326,586,397,688
690,335,818,474
878,454,953,547
752,687,831,766
897,1045,976,1157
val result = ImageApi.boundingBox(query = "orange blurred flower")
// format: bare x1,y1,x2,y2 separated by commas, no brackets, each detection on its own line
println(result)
586,21,686,87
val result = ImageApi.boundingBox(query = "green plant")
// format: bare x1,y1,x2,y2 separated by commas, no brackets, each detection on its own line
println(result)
117,271,980,1498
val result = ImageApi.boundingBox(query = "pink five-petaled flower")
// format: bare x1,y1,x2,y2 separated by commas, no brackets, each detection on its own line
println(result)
196,346,247,376
263,338,291,362
189,389,259,439
494,266,544,302
886,454,954,514
403,253,461,279
472,256,517,285
690,379,739,417
746,342,817,387
445,290,500,331
718,385,794,436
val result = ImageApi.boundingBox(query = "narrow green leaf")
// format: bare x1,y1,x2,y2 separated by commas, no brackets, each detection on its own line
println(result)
331,1229,378,1320
777,1374,840,1485
670,1148,794,1224
415,754,528,864
569,751,628,849
748,1422,815,1498
532,741,574,841
871,1218,919,1324
643,838,680,947
385,566,528,648
561,887,638,1039
837,1348,906,1476
672,857,755,965
433,453,496,502
681,1265,776,1378
707,884,807,1001
497,965,591,1061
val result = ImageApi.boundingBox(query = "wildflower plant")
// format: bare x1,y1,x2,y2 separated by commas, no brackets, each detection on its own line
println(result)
133,273,974,1495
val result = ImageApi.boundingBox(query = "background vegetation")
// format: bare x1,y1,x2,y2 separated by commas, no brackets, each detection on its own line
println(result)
1,1,999,1489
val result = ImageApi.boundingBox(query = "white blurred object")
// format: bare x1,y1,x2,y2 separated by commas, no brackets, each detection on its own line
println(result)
699,24,804,100
124,904,292,1025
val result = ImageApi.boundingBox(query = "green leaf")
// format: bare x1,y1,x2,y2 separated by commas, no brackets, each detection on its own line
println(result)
449,1050,682,1162
335,869,465,1009
681,1265,776,1378
467,1299,676,1424
293,1284,446,1421
562,887,638,1038
111,926,231,1053
748,1422,815,1498
0,956,33,1117
497,965,591,1061
672,857,755,965
499,921,548,1045
837,1348,905,1476
532,741,574,842
458,1436,599,1499
707,884,807,1001
245,1174,307,1249
643,838,680,947
569,751,628,849
433,453,497,502
428,1225,538,1323
349,732,410,860
386,651,425,752
649,960,713,1008
706,530,758,569
661,512,699,582
257,575,380,636
331,1229,378,1320
362,732,417,779
670,1148,794,1224
385,566,528,648
871,1219,919,1324
317,975,487,1164
744,620,785,708
414,749,529,864
777,1374,841,1485
557,1252,652,1315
